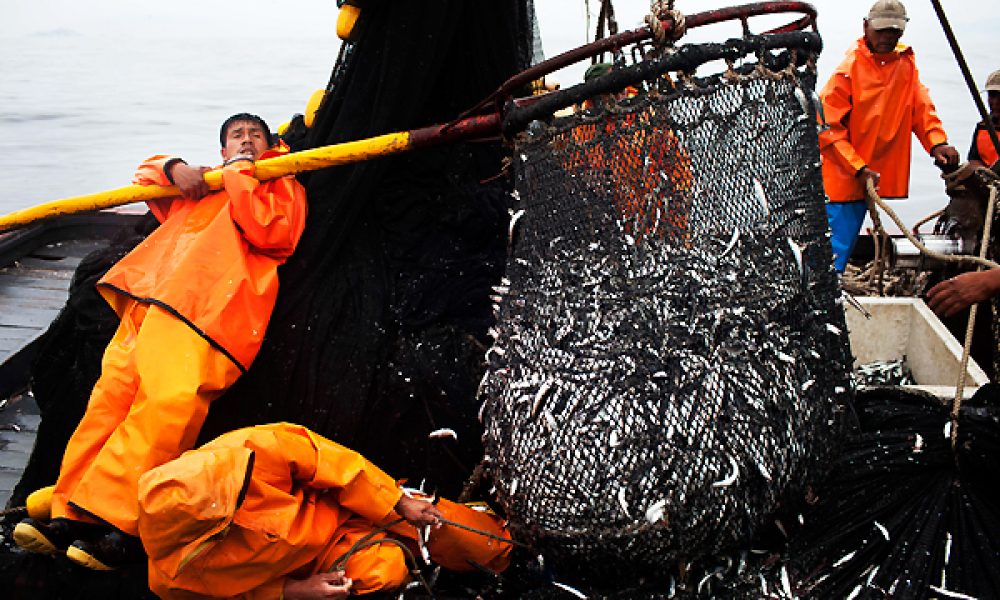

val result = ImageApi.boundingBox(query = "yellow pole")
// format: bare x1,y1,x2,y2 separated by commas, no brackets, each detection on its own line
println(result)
0,131,412,234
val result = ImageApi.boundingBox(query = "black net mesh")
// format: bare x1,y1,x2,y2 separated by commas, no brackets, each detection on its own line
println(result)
777,386,1000,600
480,36,853,580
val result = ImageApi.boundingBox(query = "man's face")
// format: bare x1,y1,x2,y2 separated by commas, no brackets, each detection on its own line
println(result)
221,120,270,162
863,21,903,54
989,91,1000,120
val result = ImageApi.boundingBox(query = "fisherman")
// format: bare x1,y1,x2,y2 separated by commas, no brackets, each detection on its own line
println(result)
13,113,308,570
819,0,960,272
570,62,693,242
968,69,1000,170
136,423,511,599
926,71,1000,321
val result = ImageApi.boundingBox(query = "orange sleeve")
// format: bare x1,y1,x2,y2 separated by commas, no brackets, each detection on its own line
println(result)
223,166,308,258
271,425,403,525
818,70,867,174
132,155,185,222
910,70,949,154
237,576,286,600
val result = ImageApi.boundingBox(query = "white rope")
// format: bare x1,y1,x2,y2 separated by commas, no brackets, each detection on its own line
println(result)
645,0,686,47
950,182,998,451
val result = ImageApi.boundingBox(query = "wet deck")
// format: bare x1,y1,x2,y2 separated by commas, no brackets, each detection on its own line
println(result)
0,212,143,508
0,239,105,367
0,238,106,508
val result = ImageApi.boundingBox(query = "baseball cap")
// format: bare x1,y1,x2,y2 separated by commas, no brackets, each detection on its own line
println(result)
986,70,1000,93
866,0,908,32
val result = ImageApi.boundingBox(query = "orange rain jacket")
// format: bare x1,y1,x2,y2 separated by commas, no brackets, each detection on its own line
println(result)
560,111,693,242
138,423,512,599
101,147,307,371
819,38,949,202
972,124,1000,167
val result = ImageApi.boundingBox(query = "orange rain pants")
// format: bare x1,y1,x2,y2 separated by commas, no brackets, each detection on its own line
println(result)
138,423,511,599
50,296,242,536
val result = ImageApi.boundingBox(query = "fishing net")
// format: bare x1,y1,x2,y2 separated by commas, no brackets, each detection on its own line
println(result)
776,385,1000,600
194,1,536,499
479,32,853,582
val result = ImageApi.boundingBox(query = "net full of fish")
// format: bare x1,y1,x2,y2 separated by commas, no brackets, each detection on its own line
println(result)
479,60,853,580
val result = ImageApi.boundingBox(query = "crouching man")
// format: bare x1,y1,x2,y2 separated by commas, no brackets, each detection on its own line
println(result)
137,423,512,599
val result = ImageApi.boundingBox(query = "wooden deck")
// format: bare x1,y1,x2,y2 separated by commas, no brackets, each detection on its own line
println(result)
0,211,143,508
0,237,106,508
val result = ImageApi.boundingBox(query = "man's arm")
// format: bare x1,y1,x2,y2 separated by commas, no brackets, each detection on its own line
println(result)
818,72,871,181
133,155,212,222
926,269,1000,317
911,76,958,166
165,160,211,200
222,160,308,258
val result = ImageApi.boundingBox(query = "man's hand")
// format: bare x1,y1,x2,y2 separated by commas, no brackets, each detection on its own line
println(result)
283,571,352,600
167,162,211,200
926,269,1000,318
931,144,961,167
856,166,881,191
395,495,442,528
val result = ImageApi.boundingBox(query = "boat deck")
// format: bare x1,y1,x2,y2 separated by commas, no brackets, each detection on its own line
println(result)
0,211,144,508
0,238,106,508
0,239,105,368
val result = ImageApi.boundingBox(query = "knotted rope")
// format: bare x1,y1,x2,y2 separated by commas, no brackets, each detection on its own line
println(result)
645,0,687,48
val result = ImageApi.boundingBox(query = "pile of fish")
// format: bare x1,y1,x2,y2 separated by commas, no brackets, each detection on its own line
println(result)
853,358,916,387
479,69,853,583
480,226,849,579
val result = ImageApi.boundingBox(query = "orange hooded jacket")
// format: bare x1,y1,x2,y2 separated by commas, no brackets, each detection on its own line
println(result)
819,38,949,202
100,147,307,371
138,423,511,599
973,124,1000,167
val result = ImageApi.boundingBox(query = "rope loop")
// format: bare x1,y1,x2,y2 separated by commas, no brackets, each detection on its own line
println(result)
645,0,687,48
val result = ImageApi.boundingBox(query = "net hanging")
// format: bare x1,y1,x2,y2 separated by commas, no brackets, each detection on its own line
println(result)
479,31,853,583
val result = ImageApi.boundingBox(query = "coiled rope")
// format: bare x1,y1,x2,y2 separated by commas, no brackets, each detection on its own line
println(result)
645,0,687,48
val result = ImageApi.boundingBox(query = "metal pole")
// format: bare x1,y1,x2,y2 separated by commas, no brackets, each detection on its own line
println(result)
928,0,1000,161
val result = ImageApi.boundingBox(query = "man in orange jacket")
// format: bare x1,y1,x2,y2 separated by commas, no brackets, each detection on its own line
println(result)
819,0,959,272
14,114,308,571
968,70,1000,171
136,423,512,599
926,70,1000,320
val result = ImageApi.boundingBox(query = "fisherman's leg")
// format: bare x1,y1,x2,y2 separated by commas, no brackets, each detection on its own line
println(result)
317,518,410,595
14,301,146,554
826,200,868,273
66,305,242,537
50,300,147,521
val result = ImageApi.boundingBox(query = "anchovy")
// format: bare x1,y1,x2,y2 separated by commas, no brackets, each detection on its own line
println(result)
428,428,457,440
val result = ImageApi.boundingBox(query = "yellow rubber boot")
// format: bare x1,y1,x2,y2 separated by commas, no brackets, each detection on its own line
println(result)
26,485,55,521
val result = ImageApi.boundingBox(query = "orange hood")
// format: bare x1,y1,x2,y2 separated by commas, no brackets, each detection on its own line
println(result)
138,445,254,578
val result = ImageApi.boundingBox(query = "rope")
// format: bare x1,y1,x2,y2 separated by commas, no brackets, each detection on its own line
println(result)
327,513,526,594
645,0,687,48
864,180,1000,271
436,516,529,548
950,182,999,452
332,535,436,597
864,190,889,295
911,208,946,234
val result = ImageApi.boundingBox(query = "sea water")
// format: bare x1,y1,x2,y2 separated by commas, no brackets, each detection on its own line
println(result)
0,3,996,235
